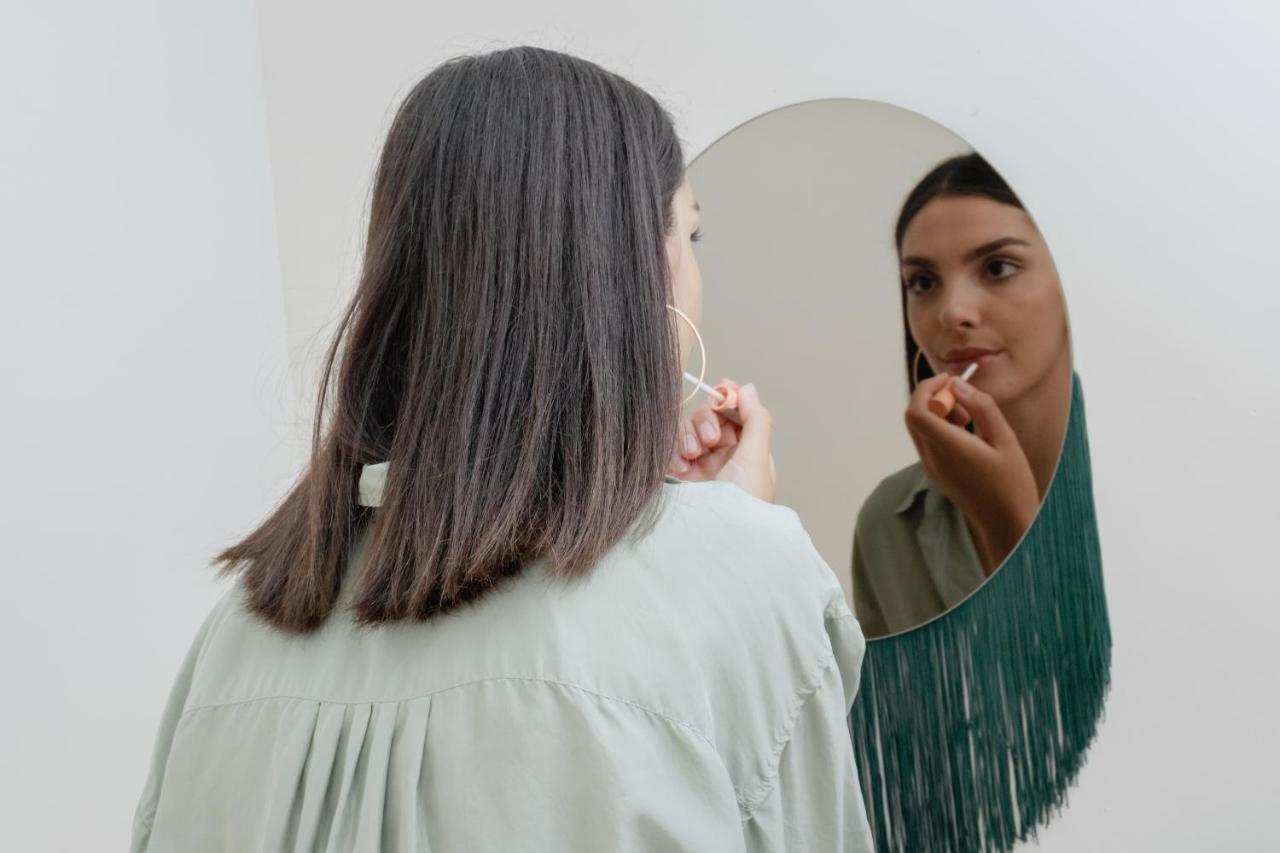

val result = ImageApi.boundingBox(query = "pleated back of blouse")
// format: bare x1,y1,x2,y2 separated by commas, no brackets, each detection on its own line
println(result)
131,476,873,852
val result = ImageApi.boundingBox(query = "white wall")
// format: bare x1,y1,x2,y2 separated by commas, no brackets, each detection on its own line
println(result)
0,2,300,848
5,0,1276,849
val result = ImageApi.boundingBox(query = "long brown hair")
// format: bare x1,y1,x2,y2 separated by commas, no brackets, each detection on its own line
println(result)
215,47,687,632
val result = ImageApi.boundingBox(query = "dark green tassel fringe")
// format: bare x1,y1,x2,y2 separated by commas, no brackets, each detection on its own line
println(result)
849,371,1112,852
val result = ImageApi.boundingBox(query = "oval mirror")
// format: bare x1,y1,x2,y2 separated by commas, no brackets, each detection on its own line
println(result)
686,98,1111,852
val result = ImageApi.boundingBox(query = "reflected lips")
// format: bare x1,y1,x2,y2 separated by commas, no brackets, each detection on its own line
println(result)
943,348,1000,373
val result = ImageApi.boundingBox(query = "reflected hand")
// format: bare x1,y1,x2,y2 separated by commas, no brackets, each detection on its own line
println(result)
904,374,1040,572
668,380,776,503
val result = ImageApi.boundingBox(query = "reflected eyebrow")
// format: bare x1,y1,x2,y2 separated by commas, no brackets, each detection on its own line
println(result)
902,237,1030,269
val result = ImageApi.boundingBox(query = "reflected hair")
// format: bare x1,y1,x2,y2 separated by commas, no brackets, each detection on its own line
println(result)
215,46,687,632
894,152,1025,392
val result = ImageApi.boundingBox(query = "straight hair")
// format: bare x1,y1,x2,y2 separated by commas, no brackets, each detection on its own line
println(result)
215,46,687,632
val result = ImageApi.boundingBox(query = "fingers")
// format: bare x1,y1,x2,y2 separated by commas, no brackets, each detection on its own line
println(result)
697,443,737,477
677,419,701,461
669,402,739,479
668,441,690,476
946,400,972,427
678,409,737,457
951,379,1018,448
732,383,774,470
906,373,955,417
690,407,722,449
904,374,963,444
669,380,773,502
672,436,735,483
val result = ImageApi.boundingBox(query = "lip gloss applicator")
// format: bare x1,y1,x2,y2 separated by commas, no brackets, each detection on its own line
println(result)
682,372,744,426
928,361,980,418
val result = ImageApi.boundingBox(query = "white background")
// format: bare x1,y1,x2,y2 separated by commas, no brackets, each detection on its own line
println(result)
3,1,1276,849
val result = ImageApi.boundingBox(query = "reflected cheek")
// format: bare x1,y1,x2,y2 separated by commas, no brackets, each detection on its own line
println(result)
1008,293,1068,366
906,311,937,361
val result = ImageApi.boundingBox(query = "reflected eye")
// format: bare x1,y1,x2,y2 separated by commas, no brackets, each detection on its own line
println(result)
903,273,935,295
986,257,1020,280
691,228,703,243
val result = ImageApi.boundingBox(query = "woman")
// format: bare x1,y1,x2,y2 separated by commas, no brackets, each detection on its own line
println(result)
850,153,1074,639
131,47,872,852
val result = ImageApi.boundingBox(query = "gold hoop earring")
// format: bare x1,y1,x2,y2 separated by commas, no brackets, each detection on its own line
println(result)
667,304,706,406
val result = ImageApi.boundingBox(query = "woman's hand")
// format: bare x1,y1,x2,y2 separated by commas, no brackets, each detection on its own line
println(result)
668,380,776,503
903,374,1041,573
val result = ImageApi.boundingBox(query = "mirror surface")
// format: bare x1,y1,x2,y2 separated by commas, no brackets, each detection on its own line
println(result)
685,99,1073,639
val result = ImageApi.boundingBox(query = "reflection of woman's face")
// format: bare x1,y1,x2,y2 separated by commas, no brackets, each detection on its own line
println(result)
900,195,1068,404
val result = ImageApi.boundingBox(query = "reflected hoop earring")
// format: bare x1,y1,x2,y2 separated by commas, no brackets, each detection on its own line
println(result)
912,346,930,387
667,304,706,406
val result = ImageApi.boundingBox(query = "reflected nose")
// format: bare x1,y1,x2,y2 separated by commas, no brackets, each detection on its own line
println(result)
937,279,982,329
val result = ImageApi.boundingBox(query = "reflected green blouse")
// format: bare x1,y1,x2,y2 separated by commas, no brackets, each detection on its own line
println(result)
850,461,988,639
131,472,874,852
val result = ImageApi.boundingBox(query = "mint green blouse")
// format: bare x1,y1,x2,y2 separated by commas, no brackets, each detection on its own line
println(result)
131,471,874,852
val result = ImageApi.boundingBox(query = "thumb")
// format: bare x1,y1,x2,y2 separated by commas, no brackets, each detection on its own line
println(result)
732,383,774,468
952,379,1017,448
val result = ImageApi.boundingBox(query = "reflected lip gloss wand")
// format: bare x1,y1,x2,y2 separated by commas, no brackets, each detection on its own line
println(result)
928,361,979,418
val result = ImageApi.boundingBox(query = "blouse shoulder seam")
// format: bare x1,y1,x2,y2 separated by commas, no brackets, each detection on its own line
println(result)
180,674,741,800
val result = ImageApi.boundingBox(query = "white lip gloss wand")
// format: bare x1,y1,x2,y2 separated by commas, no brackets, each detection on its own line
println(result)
682,372,743,426
928,361,979,418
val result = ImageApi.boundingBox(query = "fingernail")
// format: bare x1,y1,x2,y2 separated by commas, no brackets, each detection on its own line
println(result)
698,421,717,443
672,456,689,473
683,432,699,455
953,379,972,396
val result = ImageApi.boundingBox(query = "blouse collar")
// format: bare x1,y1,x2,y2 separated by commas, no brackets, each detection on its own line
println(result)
357,461,389,507
893,464,934,514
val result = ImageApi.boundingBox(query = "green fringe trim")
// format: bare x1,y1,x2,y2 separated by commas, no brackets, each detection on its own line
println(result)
849,371,1112,852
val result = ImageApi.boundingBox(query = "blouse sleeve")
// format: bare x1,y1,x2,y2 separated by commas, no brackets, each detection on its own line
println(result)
740,610,875,852
130,592,230,852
